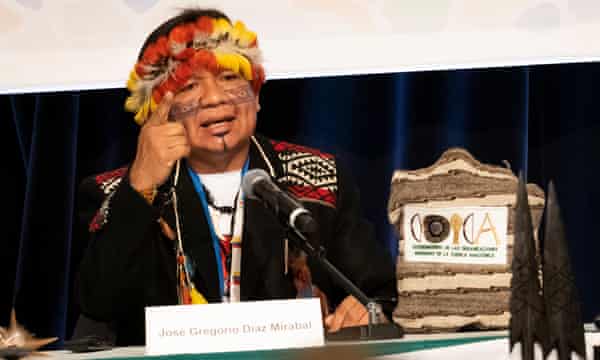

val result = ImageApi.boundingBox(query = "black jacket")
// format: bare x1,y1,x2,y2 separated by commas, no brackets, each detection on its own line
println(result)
78,135,396,345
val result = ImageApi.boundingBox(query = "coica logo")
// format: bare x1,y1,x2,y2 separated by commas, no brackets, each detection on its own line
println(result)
409,211,501,245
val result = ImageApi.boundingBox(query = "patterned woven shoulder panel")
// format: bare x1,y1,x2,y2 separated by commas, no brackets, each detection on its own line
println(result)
270,140,338,207
89,167,127,232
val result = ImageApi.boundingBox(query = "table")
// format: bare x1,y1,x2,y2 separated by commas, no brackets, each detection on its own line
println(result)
28,331,599,359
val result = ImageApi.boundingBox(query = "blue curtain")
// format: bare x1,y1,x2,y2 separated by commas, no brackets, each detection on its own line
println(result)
1,63,599,346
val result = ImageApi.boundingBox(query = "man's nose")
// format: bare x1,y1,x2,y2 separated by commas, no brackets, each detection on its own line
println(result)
201,77,229,108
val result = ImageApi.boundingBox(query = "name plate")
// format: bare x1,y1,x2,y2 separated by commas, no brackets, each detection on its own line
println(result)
145,298,324,356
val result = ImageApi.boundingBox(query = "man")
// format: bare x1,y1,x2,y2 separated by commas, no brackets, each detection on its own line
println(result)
78,8,396,346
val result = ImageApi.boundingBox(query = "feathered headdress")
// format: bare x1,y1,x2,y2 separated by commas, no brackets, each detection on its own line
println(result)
125,16,265,125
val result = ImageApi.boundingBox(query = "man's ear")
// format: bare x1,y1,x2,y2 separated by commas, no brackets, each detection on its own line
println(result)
255,94,261,112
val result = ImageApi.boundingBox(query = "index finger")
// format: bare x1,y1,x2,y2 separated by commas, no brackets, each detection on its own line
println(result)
145,92,174,126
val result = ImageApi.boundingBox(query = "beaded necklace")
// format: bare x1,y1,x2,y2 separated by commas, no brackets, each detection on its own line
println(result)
173,159,248,303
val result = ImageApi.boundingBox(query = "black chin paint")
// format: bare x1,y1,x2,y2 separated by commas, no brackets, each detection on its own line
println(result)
220,135,228,152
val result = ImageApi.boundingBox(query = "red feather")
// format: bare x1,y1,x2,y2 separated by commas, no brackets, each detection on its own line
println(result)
196,16,214,34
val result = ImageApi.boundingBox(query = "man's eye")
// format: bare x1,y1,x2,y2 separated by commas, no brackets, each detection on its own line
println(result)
180,82,197,93
222,73,240,81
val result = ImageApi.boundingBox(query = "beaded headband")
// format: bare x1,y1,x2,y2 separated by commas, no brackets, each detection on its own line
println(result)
125,16,265,125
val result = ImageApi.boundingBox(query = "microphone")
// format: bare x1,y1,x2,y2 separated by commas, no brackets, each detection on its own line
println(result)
241,169,318,234
242,170,404,341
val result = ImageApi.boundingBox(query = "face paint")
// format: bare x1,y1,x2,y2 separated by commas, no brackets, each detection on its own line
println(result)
169,100,201,122
224,85,255,105
169,83,254,121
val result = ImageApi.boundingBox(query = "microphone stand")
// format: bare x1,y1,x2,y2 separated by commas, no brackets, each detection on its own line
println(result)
286,227,403,341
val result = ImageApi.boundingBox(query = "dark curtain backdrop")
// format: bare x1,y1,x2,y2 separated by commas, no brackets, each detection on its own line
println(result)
1,63,599,347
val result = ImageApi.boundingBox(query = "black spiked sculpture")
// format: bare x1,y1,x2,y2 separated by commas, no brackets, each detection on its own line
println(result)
509,174,549,359
543,181,586,359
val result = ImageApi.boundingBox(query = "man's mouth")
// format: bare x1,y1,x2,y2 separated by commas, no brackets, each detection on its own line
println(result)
201,115,235,128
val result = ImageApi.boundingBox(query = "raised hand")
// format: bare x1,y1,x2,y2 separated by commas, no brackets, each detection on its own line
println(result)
129,92,191,191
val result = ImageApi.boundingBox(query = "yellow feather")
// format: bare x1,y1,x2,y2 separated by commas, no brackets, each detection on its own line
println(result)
237,55,253,80
126,70,139,92
238,31,257,47
190,286,208,304
215,53,239,74
232,21,256,47
214,18,232,37
124,95,139,113
134,99,151,125
233,20,247,32
133,110,145,125
216,53,252,81
134,110,144,125
229,21,244,42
